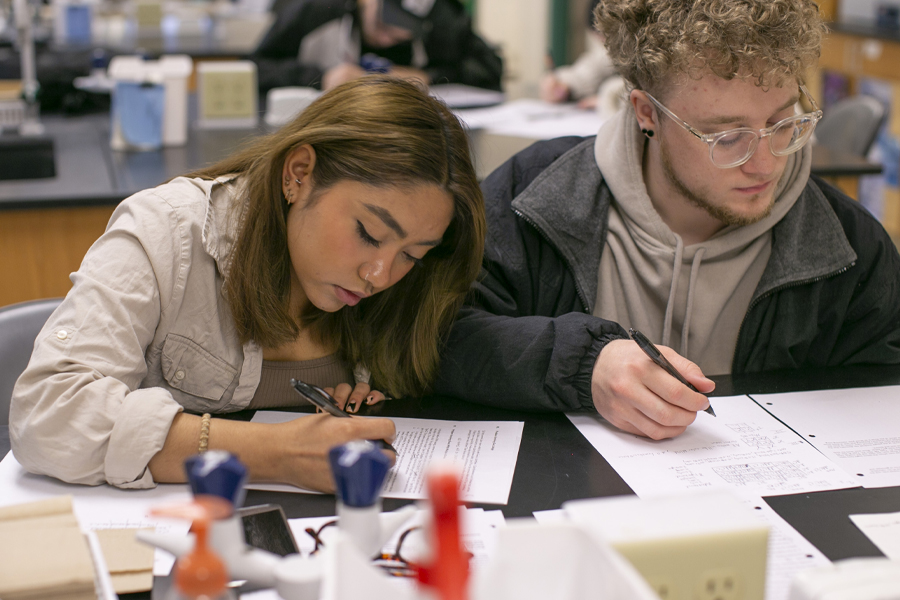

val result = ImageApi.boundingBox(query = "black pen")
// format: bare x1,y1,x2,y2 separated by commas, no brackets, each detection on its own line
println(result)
290,379,399,453
627,328,716,417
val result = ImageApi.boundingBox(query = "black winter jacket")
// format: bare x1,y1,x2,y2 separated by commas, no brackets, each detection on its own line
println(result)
251,0,502,92
435,137,900,411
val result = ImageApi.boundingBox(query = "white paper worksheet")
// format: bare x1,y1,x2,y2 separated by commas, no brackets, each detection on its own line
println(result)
751,386,900,488
740,494,831,600
248,413,524,505
0,451,191,575
849,511,900,559
455,99,606,139
567,395,860,498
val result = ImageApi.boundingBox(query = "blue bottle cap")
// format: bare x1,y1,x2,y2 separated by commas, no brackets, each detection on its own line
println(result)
184,451,248,508
328,440,392,508
360,53,393,73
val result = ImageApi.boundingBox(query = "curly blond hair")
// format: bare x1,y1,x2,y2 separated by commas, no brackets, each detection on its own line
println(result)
594,0,827,94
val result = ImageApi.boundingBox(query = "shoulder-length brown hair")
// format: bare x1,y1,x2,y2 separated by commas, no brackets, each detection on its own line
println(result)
187,76,485,398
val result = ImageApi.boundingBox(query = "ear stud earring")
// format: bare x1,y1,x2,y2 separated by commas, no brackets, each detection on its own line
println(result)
641,128,654,138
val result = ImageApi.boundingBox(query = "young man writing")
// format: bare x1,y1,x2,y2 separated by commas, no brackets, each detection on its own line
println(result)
436,0,900,440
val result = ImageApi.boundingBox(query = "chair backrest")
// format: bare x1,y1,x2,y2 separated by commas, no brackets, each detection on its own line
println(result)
0,298,63,426
815,95,886,157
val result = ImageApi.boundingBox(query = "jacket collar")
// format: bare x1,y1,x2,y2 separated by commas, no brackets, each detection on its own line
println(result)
753,178,857,300
510,138,857,312
511,138,611,312
200,174,246,278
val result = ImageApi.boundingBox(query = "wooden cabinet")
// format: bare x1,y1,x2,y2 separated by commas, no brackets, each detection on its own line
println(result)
0,206,115,306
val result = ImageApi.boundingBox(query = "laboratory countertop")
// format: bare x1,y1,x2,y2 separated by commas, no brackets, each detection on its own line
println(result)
829,19,900,43
0,112,883,210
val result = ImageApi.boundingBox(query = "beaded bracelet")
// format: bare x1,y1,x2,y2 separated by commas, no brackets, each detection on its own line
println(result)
199,413,211,453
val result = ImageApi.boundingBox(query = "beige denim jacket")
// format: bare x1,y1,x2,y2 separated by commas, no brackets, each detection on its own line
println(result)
10,176,265,489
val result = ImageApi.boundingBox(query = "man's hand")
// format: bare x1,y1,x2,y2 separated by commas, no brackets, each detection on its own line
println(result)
388,66,430,86
591,339,715,440
323,62,367,90
539,73,570,103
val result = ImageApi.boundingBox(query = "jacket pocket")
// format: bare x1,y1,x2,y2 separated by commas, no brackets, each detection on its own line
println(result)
160,334,238,403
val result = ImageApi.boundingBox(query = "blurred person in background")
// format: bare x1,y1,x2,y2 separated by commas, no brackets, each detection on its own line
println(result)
540,0,620,109
252,0,503,92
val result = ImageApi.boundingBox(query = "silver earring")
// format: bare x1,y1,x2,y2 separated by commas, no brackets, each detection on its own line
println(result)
295,178,302,185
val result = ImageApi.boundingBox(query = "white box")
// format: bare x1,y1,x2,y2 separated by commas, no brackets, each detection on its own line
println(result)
196,61,258,129
264,86,321,127
564,491,769,600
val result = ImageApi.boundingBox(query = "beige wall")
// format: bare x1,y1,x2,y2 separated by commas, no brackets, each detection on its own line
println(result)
474,0,549,99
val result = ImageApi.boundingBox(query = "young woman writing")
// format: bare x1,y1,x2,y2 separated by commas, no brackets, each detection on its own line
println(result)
10,76,485,493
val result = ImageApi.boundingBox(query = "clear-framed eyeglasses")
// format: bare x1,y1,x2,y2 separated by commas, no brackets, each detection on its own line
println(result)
643,85,823,169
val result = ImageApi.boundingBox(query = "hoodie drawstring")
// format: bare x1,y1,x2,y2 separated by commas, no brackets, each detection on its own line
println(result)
661,239,684,347
662,241,707,356
681,247,707,357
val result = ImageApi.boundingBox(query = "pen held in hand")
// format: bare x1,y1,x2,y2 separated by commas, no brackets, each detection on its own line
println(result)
627,328,716,417
290,378,400,454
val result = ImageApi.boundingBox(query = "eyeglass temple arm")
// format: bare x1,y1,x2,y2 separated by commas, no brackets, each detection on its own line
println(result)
643,91,706,141
799,84,822,115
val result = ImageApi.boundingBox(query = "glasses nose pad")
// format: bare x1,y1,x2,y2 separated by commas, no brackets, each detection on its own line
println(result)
719,134,760,168
747,134,763,159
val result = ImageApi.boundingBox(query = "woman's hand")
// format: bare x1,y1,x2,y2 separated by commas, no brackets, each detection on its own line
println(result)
271,412,397,492
149,412,396,494
324,382,388,414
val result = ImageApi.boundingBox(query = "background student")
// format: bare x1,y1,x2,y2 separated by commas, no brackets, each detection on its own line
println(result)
436,0,900,441
11,76,485,493
251,0,503,92
539,0,619,109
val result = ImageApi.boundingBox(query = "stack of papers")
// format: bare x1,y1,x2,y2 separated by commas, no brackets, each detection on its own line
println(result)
751,386,900,488
248,413,524,505
0,496,97,600
94,528,155,594
567,395,860,499
0,452,192,577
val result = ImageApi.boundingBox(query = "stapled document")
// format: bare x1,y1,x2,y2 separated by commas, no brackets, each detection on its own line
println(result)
248,413,524,505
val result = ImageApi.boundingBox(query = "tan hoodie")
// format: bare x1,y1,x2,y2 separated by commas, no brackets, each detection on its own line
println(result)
593,108,811,374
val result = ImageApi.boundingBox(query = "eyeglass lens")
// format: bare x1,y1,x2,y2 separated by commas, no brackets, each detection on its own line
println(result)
711,116,817,167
